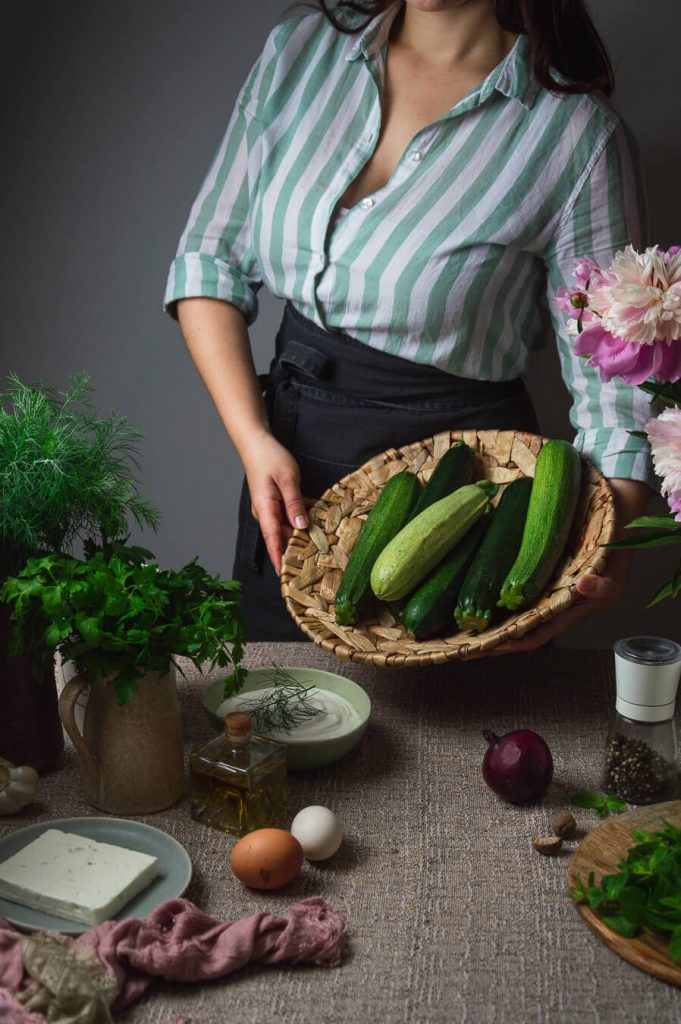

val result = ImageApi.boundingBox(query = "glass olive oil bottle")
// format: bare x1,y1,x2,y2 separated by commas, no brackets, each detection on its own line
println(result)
190,712,287,836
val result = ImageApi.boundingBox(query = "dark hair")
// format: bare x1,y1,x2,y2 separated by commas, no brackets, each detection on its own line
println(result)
311,1,614,96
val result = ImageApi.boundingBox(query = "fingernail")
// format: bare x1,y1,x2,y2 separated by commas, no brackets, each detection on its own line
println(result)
578,575,597,594
295,515,307,529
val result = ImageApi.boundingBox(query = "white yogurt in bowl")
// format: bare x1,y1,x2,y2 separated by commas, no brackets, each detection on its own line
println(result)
216,686,363,744
201,668,371,770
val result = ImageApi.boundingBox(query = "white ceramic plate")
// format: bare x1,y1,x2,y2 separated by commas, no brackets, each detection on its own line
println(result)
0,817,192,934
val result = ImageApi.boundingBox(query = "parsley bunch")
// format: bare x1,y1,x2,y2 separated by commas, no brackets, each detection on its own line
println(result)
1,542,246,704
570,821,681,960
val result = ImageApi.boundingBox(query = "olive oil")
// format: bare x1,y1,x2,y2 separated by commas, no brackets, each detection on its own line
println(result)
190,712,287,836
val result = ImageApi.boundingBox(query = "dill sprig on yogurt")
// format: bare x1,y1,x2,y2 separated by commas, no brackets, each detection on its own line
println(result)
239,665,327,733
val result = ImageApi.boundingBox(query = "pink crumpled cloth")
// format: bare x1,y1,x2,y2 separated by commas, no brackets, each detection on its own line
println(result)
0,896,345,1020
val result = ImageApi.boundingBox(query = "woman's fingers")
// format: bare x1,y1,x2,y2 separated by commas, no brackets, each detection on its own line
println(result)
465,572,622,658
574,572,613,600
255,495,285,574
277,470,308,531
243,438,309,573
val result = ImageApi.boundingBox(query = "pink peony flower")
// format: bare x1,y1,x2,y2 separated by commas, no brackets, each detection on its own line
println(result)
573,323,681,384
573,256,599,288
645,407,681,520
557,245,681,383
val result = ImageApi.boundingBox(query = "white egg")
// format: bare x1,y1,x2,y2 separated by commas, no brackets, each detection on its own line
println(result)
290,805,343,861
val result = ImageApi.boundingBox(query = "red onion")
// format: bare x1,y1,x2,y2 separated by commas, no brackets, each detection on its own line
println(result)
482,728,553,803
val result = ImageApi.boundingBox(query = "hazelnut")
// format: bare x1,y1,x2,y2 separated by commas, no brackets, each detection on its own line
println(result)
552,812,576,840
532,835,562,856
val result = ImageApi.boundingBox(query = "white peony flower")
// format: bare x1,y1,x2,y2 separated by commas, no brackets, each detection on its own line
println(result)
588,246,681,346
645,406,681,520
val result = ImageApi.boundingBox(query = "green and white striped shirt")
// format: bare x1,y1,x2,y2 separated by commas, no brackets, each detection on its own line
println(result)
164,1,653,484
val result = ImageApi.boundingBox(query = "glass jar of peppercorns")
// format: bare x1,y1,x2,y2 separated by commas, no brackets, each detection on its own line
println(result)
602,637,681,805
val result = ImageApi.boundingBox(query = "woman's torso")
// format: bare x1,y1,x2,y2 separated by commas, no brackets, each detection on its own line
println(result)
170,6,627,380
337,14,515,210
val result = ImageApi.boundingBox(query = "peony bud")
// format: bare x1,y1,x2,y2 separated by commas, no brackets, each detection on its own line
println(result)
569,290,588,310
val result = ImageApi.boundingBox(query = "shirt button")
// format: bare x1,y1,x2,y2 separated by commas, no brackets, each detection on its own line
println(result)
411,150,422,162
361,197,375,209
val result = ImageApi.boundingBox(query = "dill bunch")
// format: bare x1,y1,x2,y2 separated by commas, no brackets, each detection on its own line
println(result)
0,372,159,576
239,665,327,733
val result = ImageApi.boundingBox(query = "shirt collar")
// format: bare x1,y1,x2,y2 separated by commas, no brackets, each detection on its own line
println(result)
491,34,540,109
345,4,539,110
344,1,403,62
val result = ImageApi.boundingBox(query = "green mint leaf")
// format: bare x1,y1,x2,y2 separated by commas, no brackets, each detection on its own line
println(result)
571,791,607,810
570,822,681,951
670,927,681,962
602,872,629,898
601,915,638,938
660,895,681,912
569,875,587,902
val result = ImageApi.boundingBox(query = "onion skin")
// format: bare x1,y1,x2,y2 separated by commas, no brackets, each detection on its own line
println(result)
482,728,553,803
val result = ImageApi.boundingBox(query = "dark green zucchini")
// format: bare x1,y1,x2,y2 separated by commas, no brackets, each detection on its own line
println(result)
402,517,488,640
334,470,421,625
497,440,582,612
409,441,475,520
454,476,533,632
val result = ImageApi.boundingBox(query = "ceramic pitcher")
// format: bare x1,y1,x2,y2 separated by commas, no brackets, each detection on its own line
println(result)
58,667,184,814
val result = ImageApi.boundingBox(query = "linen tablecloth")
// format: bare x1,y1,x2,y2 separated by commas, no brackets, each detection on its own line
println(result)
2,644,679,1024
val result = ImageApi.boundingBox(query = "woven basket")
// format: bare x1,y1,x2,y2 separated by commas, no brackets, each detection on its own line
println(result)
280,430,616,666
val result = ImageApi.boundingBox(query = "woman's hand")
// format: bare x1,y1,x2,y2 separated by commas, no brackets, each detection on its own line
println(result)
243,433,309,574
482,548,632,655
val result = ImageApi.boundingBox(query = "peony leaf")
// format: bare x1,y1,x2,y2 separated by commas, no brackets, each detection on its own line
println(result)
625,515,681,530
647,580,675,608
605,532,681,550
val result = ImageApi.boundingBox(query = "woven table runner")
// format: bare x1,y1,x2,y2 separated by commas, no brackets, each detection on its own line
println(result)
2,645,679,1024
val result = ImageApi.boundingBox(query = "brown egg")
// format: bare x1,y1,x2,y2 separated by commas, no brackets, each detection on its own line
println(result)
230,828,304,890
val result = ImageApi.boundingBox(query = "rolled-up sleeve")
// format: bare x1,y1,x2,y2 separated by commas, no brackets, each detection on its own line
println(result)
543,116,656,488
163,55,265,325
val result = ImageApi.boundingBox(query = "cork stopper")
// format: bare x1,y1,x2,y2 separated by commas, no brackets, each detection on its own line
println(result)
224,712,252,747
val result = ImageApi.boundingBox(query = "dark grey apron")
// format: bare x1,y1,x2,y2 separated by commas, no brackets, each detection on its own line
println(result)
233,301,539,640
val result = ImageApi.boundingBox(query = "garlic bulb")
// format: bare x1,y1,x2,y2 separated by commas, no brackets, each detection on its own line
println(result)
0,757,39,815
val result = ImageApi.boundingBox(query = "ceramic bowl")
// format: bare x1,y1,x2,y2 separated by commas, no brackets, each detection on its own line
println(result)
201,666,371,771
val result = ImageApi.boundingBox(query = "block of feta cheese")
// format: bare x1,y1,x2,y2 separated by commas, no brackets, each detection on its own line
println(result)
0,828,159,925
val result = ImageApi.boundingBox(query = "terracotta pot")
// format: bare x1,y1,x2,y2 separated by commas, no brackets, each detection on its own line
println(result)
0,603,64,772
58,666,185,814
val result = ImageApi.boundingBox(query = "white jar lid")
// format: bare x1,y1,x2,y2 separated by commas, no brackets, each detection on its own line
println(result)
614,636,681,723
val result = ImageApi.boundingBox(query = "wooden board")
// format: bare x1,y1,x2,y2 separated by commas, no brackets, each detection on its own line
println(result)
567,800,681,986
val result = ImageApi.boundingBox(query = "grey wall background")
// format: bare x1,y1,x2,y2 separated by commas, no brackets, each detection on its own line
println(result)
2,1,680,646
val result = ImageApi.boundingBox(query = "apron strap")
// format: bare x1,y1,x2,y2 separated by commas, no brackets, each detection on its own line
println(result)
259,340,334,448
